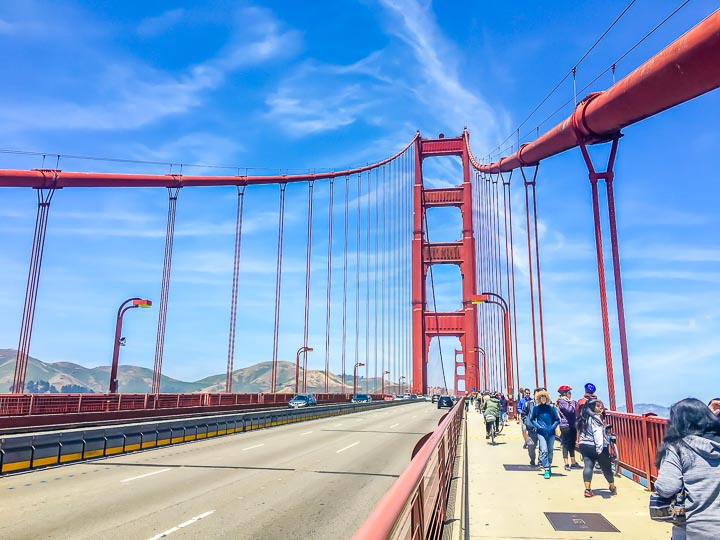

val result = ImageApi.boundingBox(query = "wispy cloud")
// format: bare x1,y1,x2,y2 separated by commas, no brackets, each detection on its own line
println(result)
137,9,185,38
0,6,301,133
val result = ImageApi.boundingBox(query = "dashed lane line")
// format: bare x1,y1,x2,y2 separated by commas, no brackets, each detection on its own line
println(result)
241,444,265,451
121,468,171,483
336,442,360,453
146,510,215,540
389,423,400,429
300,431,313,436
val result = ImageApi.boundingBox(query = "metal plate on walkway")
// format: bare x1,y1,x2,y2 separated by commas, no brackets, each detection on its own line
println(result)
544,512,620,532
503,464,537,471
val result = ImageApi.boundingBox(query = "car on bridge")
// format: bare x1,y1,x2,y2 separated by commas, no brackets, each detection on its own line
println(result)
437,396,454,409
431,394,441,403
288,394,317,408
351,394,372,403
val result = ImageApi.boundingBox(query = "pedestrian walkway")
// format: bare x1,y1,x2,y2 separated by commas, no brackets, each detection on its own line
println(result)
465,408,671,539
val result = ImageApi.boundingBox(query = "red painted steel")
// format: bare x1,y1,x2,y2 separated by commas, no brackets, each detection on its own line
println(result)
606,410,667,485
0,136,420,188
353,398,463,540
470,11,720,173
412,137,480,394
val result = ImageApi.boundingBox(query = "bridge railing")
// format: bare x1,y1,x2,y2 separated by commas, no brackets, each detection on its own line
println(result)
606,410,668,487
0,392,358,417
353,398,464,540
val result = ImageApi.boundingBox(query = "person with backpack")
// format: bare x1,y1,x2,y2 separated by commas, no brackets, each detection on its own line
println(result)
481,392,502,440
530,389,560,478
577,398,617,497
655,398,720,540
556,385,581,471
576,382,598,417
521,388,540,467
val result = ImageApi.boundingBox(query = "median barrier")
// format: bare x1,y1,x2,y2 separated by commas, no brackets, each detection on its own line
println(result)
0,400,407,475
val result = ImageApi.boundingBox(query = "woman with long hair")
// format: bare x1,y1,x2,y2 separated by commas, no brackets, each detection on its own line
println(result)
655,398,720,540
576,399,616,497
529,389,560,479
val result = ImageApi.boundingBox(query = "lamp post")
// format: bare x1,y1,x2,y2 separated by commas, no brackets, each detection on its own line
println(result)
382,370,390,396
295,346,313,394
469,347,487,391
353,362,365,395
471,293,513,399
399,375,406,395
109,298,152,394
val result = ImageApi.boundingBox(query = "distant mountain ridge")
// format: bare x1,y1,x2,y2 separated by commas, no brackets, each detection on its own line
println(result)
0,349,389,394
617,403,670,418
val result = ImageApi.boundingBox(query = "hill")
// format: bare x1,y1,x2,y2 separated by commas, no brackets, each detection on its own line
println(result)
617,403,670,418
0,349,390,394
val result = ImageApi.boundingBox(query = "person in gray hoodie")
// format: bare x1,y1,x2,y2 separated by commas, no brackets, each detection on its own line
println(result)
655,398,720,540
577,398,617,497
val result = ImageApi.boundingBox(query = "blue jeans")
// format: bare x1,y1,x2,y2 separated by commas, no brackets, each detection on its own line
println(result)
537,432,556,469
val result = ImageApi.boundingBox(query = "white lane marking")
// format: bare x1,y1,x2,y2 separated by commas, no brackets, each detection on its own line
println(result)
389,423,400,428
300,431,313,436
121,468,171,483
333,423,343,427
242,444,265,451
336,442,360,453
146,510,215,540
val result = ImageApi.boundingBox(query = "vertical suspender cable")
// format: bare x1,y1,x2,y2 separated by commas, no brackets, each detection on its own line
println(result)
522,167,540,388
374,168,379,393
381,166,386,392
493,177,506,391
271,183,287,393
341,176,350,394
13,182,56,393
365,170,371,392
324,179,334,393
226,185,246,393
152,186,180,394
302,181,314,392
529,179,548,388
502,172,521,395
355,173,361,393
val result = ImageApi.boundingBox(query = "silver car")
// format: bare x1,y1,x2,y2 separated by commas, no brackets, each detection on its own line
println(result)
288,394,317,408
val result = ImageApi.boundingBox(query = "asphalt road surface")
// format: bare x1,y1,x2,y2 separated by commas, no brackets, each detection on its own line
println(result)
1,401,448,540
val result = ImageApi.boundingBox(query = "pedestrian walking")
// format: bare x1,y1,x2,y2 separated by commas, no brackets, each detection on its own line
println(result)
655,398,720,540
530,389,560,479
577,399,617,497
556,385,581,471
517,388,531,446
521,388,539,467
576,382,598,417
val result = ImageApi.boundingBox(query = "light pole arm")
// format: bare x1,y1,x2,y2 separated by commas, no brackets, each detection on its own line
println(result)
109,297,151,394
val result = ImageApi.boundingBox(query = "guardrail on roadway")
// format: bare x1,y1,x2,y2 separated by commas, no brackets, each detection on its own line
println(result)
353,398,464,540
0,400,400,475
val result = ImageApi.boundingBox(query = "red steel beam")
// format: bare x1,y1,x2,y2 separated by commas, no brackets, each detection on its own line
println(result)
474,10,720,172
0,134,420,189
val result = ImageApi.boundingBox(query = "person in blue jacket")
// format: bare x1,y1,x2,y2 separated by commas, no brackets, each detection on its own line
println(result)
530,388,560,478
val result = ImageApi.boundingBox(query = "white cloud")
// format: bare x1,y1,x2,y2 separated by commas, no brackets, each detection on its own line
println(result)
137,9,185,37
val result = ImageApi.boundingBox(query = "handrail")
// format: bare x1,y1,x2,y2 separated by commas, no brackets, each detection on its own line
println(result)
353,398,464,539
606,410,667,487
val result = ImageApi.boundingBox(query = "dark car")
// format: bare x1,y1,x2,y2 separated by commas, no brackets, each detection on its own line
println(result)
351,393,372,403
431,394,441,403
288,394,317,409
437,396,454,409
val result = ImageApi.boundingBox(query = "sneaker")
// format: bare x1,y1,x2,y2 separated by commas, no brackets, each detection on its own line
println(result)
571,463,583,469
543,470,551,479
609,486,618,496
485,435,490,439
584,489,594,498
537,464,545,471
564,464,571,472
529,461,536,468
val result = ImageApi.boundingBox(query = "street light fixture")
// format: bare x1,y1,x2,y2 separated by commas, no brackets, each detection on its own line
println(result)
295,346,314,394
109,297,152,394
471,293,514,401
353,362,366,395
469,346,487,391
382,370,390,397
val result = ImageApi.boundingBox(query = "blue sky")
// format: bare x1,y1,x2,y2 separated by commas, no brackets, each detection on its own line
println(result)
0,1,718,406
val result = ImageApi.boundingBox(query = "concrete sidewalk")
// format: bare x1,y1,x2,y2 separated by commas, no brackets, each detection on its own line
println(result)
465,407,671,539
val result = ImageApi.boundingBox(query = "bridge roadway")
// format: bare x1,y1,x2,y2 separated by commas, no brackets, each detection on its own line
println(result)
464,407,672,539
0,401,439,540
